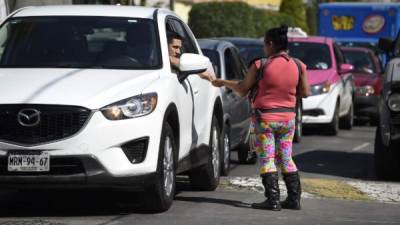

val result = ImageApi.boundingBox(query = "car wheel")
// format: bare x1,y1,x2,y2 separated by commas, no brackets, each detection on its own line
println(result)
326,102,339,135
220,127,231,176
145,122,175,212
189,115,220,191
340,102,353,130
374,126,399,180
293,99,302,143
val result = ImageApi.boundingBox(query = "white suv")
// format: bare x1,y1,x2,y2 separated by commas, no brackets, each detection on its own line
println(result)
0,5,223,212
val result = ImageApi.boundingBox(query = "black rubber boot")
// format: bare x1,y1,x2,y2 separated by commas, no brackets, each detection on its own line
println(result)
281,172,302,210
251,172,281,211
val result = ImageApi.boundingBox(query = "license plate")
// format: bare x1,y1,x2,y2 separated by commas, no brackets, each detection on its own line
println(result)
8,151,50,172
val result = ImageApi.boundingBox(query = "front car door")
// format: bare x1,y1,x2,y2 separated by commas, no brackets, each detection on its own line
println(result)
334,43,353,116
168,18,213,148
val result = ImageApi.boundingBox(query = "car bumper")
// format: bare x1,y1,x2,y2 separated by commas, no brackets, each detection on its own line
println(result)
0,155,156,190
354,95,379,119
302,92,337,124
0,111,163,187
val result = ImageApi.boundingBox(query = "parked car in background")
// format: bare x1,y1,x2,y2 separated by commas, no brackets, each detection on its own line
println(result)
198,39,254,168
216,37,264,66
0,5,223,212
216,37,303,143
341,47,383,124
374,37,400,180
288,36,355,135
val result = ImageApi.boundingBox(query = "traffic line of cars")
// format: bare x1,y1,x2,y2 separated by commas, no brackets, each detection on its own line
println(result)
0,5,390,214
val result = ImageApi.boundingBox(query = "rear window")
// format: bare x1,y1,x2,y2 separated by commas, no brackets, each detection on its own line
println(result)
343,50,376,74
236,45,265,66
202,49,220,77
289,42,332,70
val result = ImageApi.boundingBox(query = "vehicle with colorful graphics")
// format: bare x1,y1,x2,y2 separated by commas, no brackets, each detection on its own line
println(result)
319,2,400,65
288,36,355,135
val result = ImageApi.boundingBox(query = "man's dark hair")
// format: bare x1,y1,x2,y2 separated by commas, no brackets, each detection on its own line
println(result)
167,31,184,44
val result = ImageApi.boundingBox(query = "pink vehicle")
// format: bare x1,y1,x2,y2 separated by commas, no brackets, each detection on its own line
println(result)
288,36,355,135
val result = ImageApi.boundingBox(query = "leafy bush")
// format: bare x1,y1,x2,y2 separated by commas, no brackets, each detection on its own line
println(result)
279,0,308,33
189,2,295,38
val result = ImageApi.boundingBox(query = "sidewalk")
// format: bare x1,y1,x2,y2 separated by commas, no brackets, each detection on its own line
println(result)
222,176,400,204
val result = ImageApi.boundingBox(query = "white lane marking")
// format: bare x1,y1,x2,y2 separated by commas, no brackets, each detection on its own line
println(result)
351,142,371,152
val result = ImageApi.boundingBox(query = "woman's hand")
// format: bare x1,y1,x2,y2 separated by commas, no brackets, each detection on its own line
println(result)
211,79,225,87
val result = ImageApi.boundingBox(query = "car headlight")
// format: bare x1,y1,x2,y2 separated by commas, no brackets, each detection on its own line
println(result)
310,82,331,96
356,85,375,96
101,93,157,120
388,93,400,112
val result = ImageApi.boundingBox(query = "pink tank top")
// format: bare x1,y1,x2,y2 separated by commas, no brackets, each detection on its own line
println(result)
253,53,306,122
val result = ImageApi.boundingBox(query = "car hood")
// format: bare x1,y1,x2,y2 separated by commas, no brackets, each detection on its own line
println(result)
352,72,379,86
306,69,339,86
0,68,160,109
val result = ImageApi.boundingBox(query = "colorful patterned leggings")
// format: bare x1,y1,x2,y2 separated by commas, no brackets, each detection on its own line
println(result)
252,118,298,174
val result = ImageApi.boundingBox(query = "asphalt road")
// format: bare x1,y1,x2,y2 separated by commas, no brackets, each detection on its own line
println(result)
1,125,400,225
230,125,377,181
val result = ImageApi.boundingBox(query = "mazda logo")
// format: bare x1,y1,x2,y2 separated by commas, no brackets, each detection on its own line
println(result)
17,109,41,127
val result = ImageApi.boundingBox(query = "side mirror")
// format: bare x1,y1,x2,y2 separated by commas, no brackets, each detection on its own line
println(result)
178,53,209,82
378,37,394,53
339,63,354,74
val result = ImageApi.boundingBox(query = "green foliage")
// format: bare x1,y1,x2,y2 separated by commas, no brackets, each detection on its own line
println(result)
189,2,295,38
279,0,308,32
306,4,318,35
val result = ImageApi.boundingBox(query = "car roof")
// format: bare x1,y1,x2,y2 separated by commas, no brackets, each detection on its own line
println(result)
340,46,374,54
215,37,263,46
198,39,234,51
289,36,333,44
12,5,162,19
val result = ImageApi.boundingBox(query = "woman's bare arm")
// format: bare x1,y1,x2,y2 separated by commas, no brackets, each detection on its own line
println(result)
212,64,258,97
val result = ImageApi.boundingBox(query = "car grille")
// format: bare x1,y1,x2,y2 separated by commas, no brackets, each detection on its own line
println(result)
0,105,92,145
392,113,400,125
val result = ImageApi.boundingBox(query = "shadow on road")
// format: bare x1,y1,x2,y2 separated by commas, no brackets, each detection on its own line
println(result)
294,150,376,180
174,196,251,209
0,189,156,217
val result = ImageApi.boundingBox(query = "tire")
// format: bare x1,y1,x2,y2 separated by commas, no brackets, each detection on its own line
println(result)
220,127,231,176
144,122,176,212
326,102,339,136
340,102,354,130
189,115,220,191
374,126,399,180
293,98,302,143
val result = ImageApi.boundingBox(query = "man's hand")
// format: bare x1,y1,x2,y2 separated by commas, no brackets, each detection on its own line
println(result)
211,79,225,87
199,71,215,82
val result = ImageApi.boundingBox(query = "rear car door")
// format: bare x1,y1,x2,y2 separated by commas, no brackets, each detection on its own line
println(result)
224,47,250,144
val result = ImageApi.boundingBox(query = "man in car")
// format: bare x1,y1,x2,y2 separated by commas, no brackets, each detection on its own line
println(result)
167,31,215,81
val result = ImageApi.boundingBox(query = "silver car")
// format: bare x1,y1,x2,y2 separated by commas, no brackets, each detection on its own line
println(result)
199,39,255,175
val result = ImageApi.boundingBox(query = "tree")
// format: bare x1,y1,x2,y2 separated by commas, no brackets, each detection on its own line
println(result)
280,0,308,32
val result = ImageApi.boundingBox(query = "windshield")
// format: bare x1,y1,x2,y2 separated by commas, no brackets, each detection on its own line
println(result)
0,17,161,69
236,45,265,66
202,49,220,78
288,42,331,70
343,50,376,74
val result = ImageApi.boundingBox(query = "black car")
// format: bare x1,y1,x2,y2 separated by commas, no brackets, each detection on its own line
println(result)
198,39,255,174
374,38,400,180
217,37,303,143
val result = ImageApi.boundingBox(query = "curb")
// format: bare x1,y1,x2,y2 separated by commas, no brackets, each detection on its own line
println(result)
221,176,400,204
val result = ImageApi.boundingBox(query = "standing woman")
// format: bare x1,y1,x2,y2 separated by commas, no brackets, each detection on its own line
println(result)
212,25,309,211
